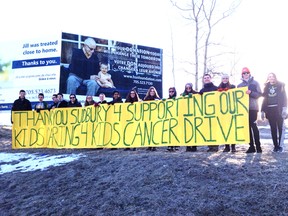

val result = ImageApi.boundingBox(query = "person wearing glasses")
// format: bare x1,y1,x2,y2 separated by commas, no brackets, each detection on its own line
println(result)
143,86,161,151
49,94,59,110
124,89,141,151
237,67,262,153
66,37,100,96
167,87,179,152
125,89,141,103
67,94,82,107
218,74,236,153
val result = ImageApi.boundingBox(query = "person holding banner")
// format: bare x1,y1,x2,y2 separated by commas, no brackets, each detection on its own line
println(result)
218,74,237,153
108,90,123,105
125,89,141,103
124,89,141,151
144,86,161,151
84,95,96,106
200,74,219,152
261,72,287,152
181,83,198,97
67,94,82,107
167,87,179,152
66,37,100,96
237,67,262,153
181,83,199,152
56,93,68,108
98,93,107,104
34,93,48,112
49,94,59,110
11,89,32,123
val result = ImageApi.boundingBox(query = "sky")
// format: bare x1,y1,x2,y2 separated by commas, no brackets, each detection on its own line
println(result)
1,0,288,96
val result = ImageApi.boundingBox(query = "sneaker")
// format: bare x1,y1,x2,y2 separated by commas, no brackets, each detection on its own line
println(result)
246,147,256,153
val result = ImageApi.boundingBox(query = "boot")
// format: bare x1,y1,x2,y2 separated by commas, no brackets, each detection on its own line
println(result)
246,146,256,153
223,145,230,152
256,143,262,153
256,146,262,153
191,146,197,152
231,144,236,152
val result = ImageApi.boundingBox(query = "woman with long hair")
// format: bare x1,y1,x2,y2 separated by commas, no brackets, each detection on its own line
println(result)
261,72,287,152
124,89,141,151
143,86,160,151
167,87,179,152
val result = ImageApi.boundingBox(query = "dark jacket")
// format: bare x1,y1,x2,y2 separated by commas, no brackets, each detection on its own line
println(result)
261,81,287,114
108,97,123,105
11,97,32,123
12,97,32,111
199,82,218,94
237,76,262,111
67,100,82,107
218,83,235,91
69,48,100,80
57,100,68,108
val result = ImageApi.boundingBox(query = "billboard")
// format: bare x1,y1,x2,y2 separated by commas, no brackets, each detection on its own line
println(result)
0,32,163,124
60,32,163,99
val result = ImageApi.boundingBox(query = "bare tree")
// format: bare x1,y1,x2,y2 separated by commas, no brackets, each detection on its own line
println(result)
170,0,241,89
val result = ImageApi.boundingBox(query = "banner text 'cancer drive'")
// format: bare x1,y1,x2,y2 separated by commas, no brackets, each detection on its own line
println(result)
12,88,249,149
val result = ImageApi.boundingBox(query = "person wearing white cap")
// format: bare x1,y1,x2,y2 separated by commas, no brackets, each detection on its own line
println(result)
218,74,236,152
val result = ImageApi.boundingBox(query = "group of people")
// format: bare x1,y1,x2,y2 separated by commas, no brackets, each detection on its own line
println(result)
11,67,287,153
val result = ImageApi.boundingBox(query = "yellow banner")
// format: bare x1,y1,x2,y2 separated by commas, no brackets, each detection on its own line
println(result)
12,87,249,149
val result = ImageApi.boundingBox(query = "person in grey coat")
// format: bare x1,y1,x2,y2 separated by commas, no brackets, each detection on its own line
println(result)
237,67,262,153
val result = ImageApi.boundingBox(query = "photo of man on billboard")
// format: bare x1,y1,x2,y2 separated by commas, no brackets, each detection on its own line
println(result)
66,37,100,96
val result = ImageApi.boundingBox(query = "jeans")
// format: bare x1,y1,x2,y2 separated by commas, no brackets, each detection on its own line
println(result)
66,73,100,96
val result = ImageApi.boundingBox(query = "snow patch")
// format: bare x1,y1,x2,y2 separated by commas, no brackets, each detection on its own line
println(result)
0,152,85,174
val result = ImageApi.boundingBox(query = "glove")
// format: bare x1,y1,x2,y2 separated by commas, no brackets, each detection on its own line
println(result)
261,111,265,121
162,98,166,101
282,107,287,119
